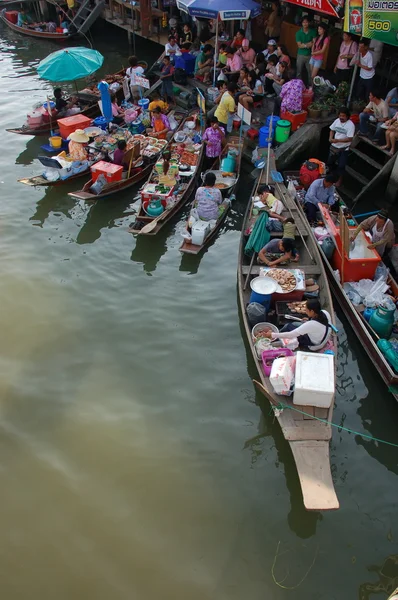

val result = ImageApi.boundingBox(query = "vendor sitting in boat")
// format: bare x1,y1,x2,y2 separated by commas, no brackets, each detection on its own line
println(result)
264,299,332,351
189,172,229,224
350,209,395,257
258,185,284,215
54,88,80,117
258,237,299,266
111,94,125,125
68,129,89,161
303,174,339,222
147,107,171,140
148,92,168,113
17,8,35,27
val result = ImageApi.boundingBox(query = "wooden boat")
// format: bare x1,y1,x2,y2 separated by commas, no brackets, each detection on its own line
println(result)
238,152,339,511
285,171,398,398
6,97,100,136
0,8,75,40
68,112,187,202
6,67,160,137
179,140,242,255
131,115,205,236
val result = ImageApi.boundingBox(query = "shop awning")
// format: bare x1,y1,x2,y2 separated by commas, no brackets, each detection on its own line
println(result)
177,0,262,20
282,0,344,19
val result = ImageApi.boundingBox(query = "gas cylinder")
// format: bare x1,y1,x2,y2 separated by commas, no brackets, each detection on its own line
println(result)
369,306,395,339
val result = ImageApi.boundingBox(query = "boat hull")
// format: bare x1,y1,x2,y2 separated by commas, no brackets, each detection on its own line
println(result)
0,10,75,40
238,154,339,511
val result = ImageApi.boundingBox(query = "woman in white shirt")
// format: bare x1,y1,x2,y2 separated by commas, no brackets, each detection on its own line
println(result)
125,55,144,101
265,299,332,351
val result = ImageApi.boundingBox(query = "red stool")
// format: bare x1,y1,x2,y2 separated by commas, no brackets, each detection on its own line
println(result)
195,75,204,82
253,100,263,109
247,128,259,140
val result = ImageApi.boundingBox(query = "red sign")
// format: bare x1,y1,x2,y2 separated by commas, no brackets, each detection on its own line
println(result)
283,0,345,18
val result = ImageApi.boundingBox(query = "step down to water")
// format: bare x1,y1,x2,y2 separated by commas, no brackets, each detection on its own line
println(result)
338,184,356,201
344,166,370,186
357,135,392,156
351,148,383,170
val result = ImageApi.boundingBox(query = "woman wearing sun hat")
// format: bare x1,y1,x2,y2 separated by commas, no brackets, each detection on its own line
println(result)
68,129,89,161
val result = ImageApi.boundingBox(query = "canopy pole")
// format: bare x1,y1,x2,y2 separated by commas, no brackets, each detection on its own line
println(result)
213,16,219,87
347,63,358,106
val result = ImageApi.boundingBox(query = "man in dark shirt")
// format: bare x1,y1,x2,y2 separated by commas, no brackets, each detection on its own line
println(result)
54,87,68,113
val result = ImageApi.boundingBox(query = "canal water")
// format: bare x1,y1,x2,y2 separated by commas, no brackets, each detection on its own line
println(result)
1,21,398,600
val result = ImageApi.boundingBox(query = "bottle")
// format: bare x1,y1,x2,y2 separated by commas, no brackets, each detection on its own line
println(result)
348,0,363,35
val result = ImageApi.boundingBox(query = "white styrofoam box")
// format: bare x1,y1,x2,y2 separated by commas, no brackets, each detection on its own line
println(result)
293,351,334,408
191,220,210,245
270,356,296,396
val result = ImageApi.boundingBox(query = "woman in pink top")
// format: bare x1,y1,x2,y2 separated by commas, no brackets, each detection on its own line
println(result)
223,47,243,79
309,24,330,82
238,39,256,69
276,44,291,68
334,32,358,84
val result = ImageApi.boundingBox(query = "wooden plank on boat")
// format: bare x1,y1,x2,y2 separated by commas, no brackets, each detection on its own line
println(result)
282,423,330,441
290,441,339,511
241,265,321,276
18,176,47,186
68,191,94,200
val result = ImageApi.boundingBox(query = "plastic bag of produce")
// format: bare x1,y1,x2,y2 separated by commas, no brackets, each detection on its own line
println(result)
89,174,107,195
246,302,266,327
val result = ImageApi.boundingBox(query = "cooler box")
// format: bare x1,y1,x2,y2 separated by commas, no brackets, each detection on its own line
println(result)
90,161,123,183
191,220,210,245
293,351,334,408
57,115,92,139
280,110,307,132
5,11,18,23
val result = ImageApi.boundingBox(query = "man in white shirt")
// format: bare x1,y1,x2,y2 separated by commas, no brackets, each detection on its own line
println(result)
164,36,181,63
327,107,355,185
359,90,389,141
354,39,375,100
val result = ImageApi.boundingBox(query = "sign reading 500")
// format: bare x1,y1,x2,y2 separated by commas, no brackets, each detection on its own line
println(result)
368,19,391,31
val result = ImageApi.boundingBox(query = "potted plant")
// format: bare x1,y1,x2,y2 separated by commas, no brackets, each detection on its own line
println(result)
319,102,330,119
308,102,321,119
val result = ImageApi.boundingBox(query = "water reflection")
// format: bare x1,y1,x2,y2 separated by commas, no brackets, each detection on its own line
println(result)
130,228,169,273
30,185,79,226
76,195,134,245
359,553,398,599
16,137,44,166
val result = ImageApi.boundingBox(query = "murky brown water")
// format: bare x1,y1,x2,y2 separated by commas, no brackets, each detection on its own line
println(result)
1,21,398,600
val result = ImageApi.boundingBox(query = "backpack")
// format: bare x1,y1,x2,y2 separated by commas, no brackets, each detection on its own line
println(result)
173,68,187,86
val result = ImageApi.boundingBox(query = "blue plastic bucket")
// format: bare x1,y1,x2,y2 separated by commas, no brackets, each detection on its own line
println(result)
266,115,279,132
93,116,107,130
43,101,55,110
138,98,150,110
259,126,271,147
249,291,272,310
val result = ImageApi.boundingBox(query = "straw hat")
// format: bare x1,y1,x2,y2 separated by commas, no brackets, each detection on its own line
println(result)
68,129,89,143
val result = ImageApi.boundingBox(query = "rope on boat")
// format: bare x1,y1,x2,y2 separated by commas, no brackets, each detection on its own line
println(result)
270,403,398,449
271,541,319,590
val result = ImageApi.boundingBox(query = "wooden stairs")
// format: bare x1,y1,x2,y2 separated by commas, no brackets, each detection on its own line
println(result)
340,134,397,210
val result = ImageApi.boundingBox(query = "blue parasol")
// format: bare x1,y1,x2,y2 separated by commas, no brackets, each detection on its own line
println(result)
97,81,113,124
37,47,104,82
177,0,261,20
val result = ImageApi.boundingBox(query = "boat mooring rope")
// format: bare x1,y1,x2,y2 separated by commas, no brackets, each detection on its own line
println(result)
270,402,398,449
271,540,319,589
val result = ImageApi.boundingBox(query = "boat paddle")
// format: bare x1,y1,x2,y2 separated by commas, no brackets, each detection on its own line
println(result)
140,208,169,234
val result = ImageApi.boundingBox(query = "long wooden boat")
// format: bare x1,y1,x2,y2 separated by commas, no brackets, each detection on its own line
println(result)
6,97,100,136
6,67,159,137
179,140,242,255
0,8,75,40
238,152,339,511
285,171,398,398
130,116,205,236
68,112,187,201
